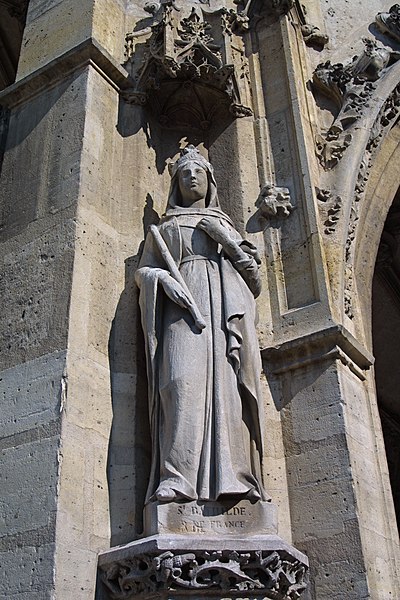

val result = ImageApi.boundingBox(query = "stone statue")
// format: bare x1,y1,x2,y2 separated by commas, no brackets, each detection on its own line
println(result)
135,146,267,505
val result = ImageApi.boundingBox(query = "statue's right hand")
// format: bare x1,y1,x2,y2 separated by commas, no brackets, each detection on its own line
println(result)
158,272,193,310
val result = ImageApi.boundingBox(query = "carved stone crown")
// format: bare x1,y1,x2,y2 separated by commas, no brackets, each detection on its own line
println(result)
169,145,212,178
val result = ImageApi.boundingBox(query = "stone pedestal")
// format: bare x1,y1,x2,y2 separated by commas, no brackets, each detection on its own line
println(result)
98,499,308,599
98,534,309,600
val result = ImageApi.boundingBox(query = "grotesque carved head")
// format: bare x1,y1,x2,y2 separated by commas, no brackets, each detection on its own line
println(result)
256,184,293,218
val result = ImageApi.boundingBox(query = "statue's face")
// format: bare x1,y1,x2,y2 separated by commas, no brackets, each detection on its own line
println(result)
178,162,208,206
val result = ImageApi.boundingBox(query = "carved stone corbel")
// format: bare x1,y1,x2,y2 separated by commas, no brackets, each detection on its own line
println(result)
313,38,398,169
99,540,309,600
288,0,329,49
256,184,294,218
123,3,253,130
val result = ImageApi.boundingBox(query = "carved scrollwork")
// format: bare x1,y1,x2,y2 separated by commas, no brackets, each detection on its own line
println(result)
100,548,309,600
256,184,294,218
313,38,398,169
124,3,253,129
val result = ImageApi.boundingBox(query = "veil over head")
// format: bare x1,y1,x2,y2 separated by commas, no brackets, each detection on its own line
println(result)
166,145,220,210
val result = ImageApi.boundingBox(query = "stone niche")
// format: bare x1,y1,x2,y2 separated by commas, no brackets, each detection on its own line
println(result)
97,3,308,600
97,145,309,599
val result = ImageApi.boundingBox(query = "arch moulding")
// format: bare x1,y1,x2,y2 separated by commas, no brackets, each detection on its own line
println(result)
323,60,400,342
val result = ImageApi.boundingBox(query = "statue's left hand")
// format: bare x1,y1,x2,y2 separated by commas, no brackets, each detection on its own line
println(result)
197,217,231,246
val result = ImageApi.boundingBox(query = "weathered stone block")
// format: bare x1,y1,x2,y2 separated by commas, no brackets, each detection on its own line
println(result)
0,543,56,599
0,222,76,370
0,350,65,439
0,437,59,538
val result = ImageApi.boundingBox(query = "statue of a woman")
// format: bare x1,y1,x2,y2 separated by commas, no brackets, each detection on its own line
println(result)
135,146,267,504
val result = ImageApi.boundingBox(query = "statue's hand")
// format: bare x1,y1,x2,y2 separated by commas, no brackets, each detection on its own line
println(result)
197,217,231,246
158,272,193,310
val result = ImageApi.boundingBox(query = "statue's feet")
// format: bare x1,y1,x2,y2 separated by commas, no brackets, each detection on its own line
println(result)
155,486,177,502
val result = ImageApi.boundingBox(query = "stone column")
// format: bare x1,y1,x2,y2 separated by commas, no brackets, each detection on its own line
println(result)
262,326,400,598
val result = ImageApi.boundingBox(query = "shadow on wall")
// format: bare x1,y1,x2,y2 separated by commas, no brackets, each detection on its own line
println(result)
117,99,234,175
0,69,88,241
106,197,160,546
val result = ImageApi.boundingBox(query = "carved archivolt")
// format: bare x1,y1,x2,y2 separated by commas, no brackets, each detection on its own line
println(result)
344,82,400,318
123,3,253,129
313,38,399,169
100,548,309,600
311,12,400,316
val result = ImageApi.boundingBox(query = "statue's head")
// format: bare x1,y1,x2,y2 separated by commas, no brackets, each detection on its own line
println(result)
166,145,219,210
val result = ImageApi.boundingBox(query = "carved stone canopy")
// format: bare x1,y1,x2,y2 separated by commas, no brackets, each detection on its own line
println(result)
124,2,253,131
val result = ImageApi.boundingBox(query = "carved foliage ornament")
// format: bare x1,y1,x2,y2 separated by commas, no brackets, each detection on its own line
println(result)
316,189,342,235
313,38,398,169
124,3,253,129
344,82,400,318
100,548,309,600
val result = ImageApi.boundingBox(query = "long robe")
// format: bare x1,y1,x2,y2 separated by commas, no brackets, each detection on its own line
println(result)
135,207,267,503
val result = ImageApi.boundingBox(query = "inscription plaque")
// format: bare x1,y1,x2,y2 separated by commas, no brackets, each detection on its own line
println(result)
144,499,277,536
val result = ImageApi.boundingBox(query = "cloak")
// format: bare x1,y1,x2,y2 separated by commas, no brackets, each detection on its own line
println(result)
136,207,267,503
